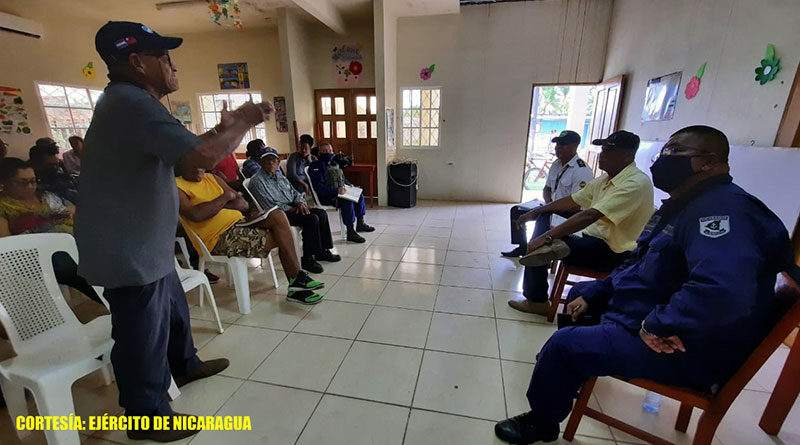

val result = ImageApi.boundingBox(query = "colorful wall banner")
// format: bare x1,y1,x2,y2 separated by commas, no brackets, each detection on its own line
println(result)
217,62,250,89
273,96,287,133
0,86,31,134
332,44,364,86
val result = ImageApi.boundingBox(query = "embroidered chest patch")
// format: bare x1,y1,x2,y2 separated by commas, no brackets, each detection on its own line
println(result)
699,216,730,238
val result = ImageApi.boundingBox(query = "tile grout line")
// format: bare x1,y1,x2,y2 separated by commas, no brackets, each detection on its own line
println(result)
401,276,441,445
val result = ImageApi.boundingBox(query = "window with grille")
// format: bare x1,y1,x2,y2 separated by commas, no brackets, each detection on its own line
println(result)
35,83,104,149
401,87,441,148
198,92,266,146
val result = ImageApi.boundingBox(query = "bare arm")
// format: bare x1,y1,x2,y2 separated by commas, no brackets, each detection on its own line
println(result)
212,174,249,213
178,189,237,222
542,186,553,204
179,101,272,171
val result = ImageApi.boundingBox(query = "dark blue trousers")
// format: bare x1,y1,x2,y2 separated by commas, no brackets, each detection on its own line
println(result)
509,200,544,246
338,195,366,226
104,270,199,416
523,235,629,302
526,322,720,425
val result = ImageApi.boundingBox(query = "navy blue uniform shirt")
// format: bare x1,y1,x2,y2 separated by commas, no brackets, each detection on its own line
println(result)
570,174,792,370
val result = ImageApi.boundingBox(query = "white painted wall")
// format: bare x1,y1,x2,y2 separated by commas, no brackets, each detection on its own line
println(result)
374,0,398,205
307,19,376,89
278,7,316,152
395,0,612,202
604,0,800,146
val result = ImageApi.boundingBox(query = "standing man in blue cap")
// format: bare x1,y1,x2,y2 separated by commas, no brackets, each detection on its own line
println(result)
75,21,272,442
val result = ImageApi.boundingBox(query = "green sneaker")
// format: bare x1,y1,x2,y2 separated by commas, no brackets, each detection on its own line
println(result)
287,290,324,305
288,270,324,291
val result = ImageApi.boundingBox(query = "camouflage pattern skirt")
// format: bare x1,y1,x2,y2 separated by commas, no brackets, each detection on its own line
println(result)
211,226,274,258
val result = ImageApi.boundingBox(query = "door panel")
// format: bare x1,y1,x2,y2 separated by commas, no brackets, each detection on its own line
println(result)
586,75,625,173
315,88,378,193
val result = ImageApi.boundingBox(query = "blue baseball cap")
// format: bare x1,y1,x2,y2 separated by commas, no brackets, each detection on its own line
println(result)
259,147,279,160
95,21,182,66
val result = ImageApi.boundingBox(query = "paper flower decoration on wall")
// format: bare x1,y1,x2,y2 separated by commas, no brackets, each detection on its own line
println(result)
684,62,706,99
82,62,96,80
420,64,435,80
755,44,781,85
207,0,242,29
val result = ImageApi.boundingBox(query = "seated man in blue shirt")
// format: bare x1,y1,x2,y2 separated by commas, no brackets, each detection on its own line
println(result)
494,125,794,444
308,142,375,243
246,148,341,273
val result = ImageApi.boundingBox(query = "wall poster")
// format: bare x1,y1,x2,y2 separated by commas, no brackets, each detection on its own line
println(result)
0,86,30,134
217,62,250,89
642,71,682,122
332,44,364,86
273,96,288,132
171,100,192,126
385,107,395,148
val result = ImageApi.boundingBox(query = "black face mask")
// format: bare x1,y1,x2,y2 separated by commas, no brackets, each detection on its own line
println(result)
650,155,695,192
319,152,334,163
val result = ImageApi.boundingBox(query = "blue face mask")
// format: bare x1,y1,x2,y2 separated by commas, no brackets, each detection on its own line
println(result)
650,155,695,192
320,152,334,163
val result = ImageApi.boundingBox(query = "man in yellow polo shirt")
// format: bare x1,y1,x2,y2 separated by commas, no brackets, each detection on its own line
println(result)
509,130,654,315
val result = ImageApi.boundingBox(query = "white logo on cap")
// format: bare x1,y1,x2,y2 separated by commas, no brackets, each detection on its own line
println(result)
141,25,154,34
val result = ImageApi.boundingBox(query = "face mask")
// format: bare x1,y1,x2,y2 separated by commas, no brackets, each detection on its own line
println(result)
320,152,334,163
650,155,695,192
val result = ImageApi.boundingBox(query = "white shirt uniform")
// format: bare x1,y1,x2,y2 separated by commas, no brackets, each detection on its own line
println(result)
545,154,595,201
546,154,595,226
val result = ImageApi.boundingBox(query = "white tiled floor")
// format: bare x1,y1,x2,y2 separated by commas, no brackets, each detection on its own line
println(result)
1,201,799,445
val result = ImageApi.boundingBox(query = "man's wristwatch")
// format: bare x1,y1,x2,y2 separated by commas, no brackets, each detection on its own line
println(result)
544,234,554,245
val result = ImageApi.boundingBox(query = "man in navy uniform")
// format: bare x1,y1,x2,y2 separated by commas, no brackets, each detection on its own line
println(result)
307,141,375,243
502,130,594,257
494,125,793,444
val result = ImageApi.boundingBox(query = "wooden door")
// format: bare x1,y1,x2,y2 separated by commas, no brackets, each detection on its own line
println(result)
586,75,625,173
314,88,378,164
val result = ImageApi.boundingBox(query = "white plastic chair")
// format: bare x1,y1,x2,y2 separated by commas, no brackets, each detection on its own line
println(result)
305,166,347,240
242,176,304,260
175,236,192,268
175,258,224,334
181,222,279,315
278,159,288,176
0,233,113,445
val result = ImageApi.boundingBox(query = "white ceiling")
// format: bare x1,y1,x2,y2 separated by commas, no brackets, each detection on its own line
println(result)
0,0,457,35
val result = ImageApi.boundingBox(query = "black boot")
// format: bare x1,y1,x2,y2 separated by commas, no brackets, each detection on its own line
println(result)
356,219,375,232
347,226,366,243
494,411,559,444
301,256,324,273
316,249,341,262
501,245,527,258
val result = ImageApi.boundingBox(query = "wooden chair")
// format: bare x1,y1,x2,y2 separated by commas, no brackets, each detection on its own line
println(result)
547,260,609,322
562,272,800,445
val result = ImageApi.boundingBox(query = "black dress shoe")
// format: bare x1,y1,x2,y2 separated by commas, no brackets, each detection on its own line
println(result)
302,256,324,273
174,358,230,387
501,246,527,258
494,412,559,444
316,249,341,262
347,229,366,243
356,221,375,232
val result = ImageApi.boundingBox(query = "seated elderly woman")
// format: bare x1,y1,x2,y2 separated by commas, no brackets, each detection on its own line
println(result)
0,157,102,304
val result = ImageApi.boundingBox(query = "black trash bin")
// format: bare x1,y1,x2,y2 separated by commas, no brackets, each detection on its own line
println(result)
387,161,417,208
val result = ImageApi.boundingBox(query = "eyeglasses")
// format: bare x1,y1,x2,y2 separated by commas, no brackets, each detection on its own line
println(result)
140,51,174,68
652,144,715,162
9,179,37,187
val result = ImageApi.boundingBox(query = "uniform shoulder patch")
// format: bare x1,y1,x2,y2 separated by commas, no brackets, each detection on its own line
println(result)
699,216,730,238
579,181,587,188
576,159,586,167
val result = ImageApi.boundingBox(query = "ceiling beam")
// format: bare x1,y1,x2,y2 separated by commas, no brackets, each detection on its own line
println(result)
290,0,346,34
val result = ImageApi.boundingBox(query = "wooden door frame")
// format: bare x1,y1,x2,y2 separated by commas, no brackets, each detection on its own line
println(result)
775,61,800,148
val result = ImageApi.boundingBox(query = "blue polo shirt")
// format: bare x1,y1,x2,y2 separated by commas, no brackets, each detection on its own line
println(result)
75,82,199,288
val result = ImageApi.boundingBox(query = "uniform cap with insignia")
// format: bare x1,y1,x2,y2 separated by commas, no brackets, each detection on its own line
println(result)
551,130,581,145
95,21,183,66
592,130,640,151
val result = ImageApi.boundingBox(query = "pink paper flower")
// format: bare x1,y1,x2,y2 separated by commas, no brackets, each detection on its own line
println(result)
420,67,432,80
685,76,701,99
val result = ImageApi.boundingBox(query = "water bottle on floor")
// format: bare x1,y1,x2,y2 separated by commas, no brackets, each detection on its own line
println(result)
642,391,662,413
